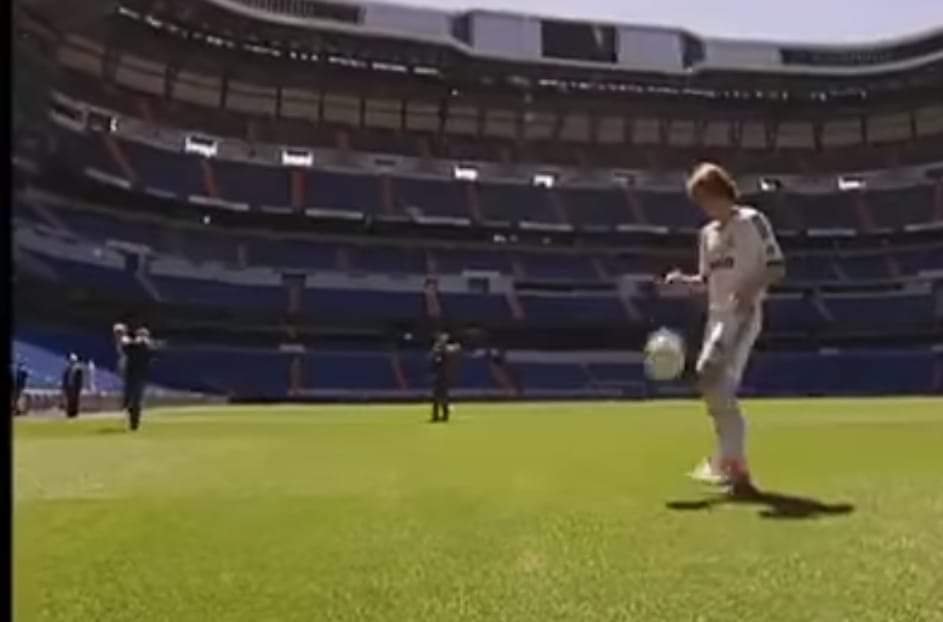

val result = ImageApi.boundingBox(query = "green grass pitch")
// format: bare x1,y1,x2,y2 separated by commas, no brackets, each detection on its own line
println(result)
13,398,943,622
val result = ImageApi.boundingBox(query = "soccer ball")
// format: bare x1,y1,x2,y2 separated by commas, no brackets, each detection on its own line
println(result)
643,328,686,381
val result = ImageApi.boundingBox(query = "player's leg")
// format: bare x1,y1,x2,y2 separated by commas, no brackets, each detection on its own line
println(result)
127,381,143,431
693,312,758,486
431,384,441,422
689,317,728,483
702,312,761,492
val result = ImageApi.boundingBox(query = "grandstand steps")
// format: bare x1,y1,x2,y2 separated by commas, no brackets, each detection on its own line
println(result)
417,137,432,160
511,257,527,280
775,193,804,231
200,159,221,199
831,259,850,282
333,130,355,166
622,188,648,224
23,196,70,232
290,169,305,211
425,250,438,275
855,194,875,231
423,279,442,319
885,253,903,279
547,189,569,224
102,134,138,183
390,352,409,391
617,292,642,323
336,247,352,272
465,181,483,222
489,359,519,396
289,354,302,396
380,175,395,216
591,257,609,281
14,246,59,282
935,182,943,220
136,98,155,125
286,280,302,315
505,288,526,321
136,263,163,302
812,293,835,323
237,242,249,269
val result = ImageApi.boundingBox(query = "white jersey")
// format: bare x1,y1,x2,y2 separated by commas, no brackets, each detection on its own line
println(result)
699,206,784,314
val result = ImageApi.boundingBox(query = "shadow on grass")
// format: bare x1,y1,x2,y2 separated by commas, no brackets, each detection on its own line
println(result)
93,427,128,436
666,489,855,520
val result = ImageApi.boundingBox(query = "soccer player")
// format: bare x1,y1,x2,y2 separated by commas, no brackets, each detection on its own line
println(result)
113,322,129,409
61,353,84,419
664,162,786,496
429,332,461,423
121,327,154,432
12,358,29,416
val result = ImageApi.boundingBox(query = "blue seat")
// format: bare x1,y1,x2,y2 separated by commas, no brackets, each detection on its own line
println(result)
559,187,631,227
394,177,470,218
121,141,206,198
308,171,382,213
477,183,557,223
214,160,291,208
867,187,936,229
638,192,700,229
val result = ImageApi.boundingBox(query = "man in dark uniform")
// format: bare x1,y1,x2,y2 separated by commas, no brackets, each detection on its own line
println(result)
61,354,84,419
12,359,29,416
122,326,154,432
113,322,129,410
429,332,461,423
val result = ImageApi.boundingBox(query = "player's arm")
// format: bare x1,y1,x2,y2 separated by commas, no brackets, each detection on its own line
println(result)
733,213,786,309
664,230,708,289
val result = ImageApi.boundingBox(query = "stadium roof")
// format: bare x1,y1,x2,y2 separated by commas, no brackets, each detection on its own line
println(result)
398,0,943,46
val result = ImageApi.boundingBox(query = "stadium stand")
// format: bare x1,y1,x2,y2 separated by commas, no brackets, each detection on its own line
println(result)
11,2,943,401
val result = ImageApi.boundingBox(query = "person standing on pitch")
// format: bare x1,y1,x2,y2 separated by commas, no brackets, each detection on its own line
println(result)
664,162,786,497
61,354,84,419
113,323,129,409
429,332,461,423
122,327,154,432
12,358,29,416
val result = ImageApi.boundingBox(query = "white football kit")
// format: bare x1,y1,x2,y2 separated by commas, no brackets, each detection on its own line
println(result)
696,206,784,473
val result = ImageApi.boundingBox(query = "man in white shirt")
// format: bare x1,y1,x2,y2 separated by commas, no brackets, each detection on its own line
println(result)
665,163,786,496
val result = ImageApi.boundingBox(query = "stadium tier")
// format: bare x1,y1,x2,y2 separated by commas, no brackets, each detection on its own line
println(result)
13,325,943,399
36,126,943,232
14,207,943,341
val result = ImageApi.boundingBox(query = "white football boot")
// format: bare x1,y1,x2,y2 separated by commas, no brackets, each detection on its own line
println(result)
687,457,729,486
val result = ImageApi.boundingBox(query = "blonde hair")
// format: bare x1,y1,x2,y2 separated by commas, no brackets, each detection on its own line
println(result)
686,162,738,201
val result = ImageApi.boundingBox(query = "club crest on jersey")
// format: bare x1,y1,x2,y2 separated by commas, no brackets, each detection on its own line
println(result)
709,257,735,270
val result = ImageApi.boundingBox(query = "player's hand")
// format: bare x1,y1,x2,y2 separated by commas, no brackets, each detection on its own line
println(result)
663,269,685,285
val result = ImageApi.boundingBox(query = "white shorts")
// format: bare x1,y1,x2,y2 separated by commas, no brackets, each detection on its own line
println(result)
696,307,762,389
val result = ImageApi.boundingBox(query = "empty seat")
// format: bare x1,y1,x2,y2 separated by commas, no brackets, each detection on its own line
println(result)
477,182,557,223
867,187,936,229
559,187,631,227
213,160,291,208
308,171,382,213
637,192,700,229
121,141,206,198
788,193,859,230
394,177,469,218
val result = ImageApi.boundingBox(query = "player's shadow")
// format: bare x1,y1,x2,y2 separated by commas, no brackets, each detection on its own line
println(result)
666,489,855,520
94,427,128,435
